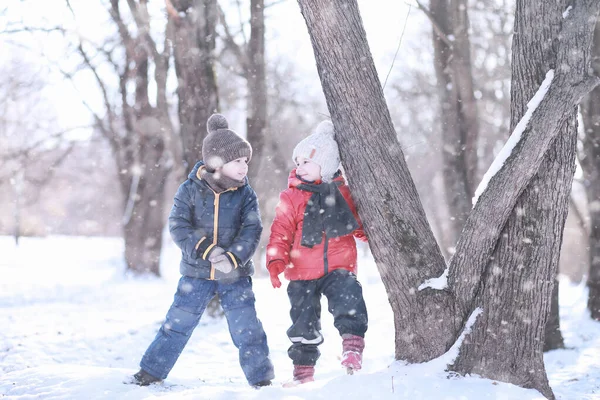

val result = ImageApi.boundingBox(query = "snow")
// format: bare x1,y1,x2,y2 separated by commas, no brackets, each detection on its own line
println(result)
563,6,573,19
1,235,599,399
472,70,555,206
418,267,449,291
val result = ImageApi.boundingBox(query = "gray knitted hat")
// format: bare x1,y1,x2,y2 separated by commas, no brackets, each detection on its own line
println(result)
202,114,252,170
292,120,340,182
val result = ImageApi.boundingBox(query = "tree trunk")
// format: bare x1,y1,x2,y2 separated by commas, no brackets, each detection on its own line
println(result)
296,0,600,396
545,278,565,351
105,0,174,276
429,0,479,245
122,113,171,276
580,16,600,321
169,0,219,171
246,0,267,183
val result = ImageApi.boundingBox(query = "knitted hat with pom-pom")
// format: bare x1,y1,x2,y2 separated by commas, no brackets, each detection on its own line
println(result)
202,114,252,171
292,120,340,182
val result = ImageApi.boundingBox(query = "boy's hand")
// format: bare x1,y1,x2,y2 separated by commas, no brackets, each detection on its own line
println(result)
267,260,285,289
208,246,225,262
211,255,233,274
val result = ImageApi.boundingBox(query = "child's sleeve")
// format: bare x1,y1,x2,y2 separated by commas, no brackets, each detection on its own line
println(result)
223,189,263,267
266,191,296,269
168,181,210,259
343,187,368,242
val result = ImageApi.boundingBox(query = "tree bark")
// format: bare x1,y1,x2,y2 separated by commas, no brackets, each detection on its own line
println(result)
246,0,267,183
544,278,565,351
429,0,480,244
297,0,600,396
580,15,600,321
169,0,219,172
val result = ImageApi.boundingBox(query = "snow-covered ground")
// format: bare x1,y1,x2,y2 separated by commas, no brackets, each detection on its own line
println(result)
0,235,598,399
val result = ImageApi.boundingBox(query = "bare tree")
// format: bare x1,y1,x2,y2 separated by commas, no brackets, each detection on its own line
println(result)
0,57,76,242
580,14,600,321
67,0,175,275
420,0,480,245
295,0,599,398
167,0,219,172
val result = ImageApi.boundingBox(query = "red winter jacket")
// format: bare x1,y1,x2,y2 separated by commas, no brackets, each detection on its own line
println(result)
266,169,367,281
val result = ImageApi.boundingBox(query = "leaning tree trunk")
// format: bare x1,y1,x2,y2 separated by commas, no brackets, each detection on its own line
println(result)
296,0,600,396
580,16,600,321
297,0,454,362
429,0,480,245
169,0,219,171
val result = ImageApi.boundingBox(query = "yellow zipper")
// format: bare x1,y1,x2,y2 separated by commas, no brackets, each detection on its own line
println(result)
210,192,220,280
208,187,237,280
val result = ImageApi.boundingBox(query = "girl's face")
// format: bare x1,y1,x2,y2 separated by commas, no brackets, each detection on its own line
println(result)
220,157,249,181
295,156,322,182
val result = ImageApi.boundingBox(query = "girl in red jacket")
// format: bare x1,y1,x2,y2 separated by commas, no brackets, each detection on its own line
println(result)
267,120,368,385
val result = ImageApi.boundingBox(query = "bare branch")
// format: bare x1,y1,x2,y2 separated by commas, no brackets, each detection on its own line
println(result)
414,0,453,47
265,0,287,8
235,0,248,45
1,26,63,35
217,3,249,71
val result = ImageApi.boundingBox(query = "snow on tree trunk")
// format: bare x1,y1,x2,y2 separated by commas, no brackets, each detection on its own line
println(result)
580,16,600,321
430,0,480,245
169,0,219,172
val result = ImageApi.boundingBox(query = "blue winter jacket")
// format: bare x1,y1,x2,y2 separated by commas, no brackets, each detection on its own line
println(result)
168,161,262,280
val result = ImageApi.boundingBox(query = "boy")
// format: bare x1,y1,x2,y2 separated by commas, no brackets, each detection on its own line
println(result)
266,120,368,386
132,114,274,388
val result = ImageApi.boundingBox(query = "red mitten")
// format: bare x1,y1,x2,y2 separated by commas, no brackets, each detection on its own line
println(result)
267,261,285,289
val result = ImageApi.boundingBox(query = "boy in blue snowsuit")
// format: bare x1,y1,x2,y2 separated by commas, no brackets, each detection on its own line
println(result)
132,114,274,388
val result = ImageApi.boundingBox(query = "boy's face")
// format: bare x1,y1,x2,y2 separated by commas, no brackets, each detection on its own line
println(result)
295,156,322,182
220,157,249,181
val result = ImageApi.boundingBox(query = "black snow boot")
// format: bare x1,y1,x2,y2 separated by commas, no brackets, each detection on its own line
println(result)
252,379,272,389
132,369,162,386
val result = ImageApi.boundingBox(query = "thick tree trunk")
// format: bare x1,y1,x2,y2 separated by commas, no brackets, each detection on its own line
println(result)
246,0,267,183
170,0,219,171
430,0,479,244
580,17,600,321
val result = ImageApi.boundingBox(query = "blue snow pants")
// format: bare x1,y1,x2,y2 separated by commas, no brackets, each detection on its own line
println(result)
140,276,274,385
